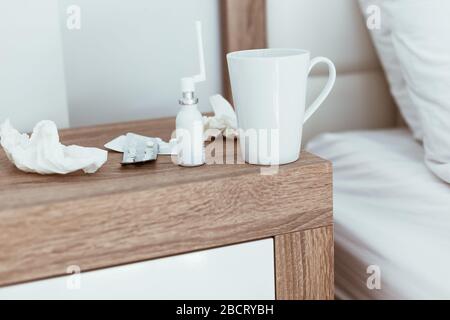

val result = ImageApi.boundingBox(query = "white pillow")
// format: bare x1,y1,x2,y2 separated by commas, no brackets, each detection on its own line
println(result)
384,0,450,183
358,0,423,140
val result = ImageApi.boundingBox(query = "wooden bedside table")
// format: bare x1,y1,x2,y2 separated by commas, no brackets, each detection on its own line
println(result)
0,117,333,300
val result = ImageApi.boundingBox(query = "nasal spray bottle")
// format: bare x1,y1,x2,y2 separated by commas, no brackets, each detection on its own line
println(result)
176,21,206,167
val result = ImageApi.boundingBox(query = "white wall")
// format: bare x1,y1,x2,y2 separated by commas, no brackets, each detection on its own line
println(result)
59,0,222,127
0,0,69,132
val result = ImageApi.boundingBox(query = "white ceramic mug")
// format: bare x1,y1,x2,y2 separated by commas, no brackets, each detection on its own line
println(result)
227,49,336,165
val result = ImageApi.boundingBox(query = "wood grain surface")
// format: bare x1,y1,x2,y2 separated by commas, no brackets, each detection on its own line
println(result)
0,118,332,287
275,226,334,300
221,0,267,101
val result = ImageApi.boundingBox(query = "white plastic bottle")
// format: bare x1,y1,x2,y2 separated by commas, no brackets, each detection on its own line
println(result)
176,21,206,167
176,86,205,166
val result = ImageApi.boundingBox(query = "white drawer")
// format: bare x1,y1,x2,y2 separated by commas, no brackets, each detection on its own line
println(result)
0,239,274,300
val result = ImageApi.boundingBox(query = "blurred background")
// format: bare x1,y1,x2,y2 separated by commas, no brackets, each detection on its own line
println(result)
0,0,397,140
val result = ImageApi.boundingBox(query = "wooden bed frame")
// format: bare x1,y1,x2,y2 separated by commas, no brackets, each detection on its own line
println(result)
220,0,267,101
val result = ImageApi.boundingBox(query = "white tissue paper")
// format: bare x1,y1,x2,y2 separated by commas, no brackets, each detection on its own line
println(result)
203,94,238,139
0,119,107,174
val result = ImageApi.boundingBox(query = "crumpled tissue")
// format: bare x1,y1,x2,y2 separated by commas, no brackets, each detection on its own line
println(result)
203,94,238,139
0,119,107,174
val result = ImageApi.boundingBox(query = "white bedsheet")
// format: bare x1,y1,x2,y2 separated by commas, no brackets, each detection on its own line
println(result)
307,129,450,299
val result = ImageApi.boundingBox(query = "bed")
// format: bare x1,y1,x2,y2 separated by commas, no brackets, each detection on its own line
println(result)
307,129,450,299
221,0,450,299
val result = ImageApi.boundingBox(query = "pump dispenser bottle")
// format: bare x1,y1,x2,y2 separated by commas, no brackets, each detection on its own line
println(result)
176,21,206,167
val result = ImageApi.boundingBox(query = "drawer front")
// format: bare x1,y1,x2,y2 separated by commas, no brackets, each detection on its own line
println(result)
0,239,274,300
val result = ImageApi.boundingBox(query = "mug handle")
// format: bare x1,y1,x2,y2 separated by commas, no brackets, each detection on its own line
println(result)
303,57,336,123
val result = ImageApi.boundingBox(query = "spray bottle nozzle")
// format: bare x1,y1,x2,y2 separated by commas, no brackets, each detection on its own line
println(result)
179,21,206,104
